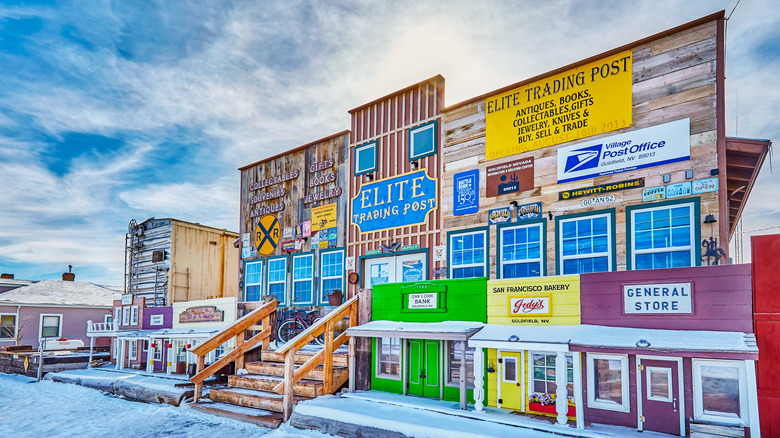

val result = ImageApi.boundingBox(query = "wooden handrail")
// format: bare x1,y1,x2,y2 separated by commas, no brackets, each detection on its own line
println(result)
278,294,360,421
189,299,277,402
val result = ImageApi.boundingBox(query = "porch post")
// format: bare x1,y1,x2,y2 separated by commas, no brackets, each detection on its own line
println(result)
118,339,125,370
87,322,94,368
473,344,485,412
573,352,584,429
459,340,467,410
554,351,568,425
166,339,172,375
746,360,761,437
146,337,154,373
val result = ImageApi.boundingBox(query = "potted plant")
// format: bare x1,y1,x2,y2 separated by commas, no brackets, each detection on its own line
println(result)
327,289,344,306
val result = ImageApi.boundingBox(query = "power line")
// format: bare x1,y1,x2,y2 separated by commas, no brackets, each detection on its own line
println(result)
727,0,742,20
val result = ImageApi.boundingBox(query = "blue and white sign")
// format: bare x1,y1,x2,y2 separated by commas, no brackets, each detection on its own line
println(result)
517,202,542,221
351,169,438,234
692,177,718,194
642,187,666,202
666,182,692,199
453,169,479,216
557,118,690,184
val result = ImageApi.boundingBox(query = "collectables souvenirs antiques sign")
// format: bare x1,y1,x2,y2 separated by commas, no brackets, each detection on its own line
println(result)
486,50,633,160
453,169,479,215
179,306,224,323
351,169,438,234
486,157,534,197
557,118,690,184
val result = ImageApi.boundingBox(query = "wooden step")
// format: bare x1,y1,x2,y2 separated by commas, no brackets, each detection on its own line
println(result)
208,386,309,413
229,374,324,397
260,349,348,367
245,361,348,382
189,399,283,428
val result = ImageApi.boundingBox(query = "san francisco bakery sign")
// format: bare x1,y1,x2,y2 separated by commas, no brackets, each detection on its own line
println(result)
179,306,225,323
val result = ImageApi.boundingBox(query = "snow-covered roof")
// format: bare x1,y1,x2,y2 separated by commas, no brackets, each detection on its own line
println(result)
347,321,485,340
115,326,224,339
469,324,758,354
0,280,120,307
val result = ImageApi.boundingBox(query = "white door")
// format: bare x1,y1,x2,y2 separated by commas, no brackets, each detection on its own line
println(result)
364,253,427,289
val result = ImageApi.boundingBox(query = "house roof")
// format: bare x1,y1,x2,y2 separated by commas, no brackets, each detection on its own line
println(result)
346,320,485,341
0,280,120,307
725,137,772,238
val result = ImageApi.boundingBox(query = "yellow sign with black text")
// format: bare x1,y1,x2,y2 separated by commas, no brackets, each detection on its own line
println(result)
487,275,581,325
485,50,633,160
311,203,337,232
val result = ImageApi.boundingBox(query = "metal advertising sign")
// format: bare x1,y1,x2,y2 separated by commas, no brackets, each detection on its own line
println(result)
311,203,337,232
666,182,692,199
179,306,225,323
581,194,615,207
510,296,551,316
486,50,633,160
281,241,296,252
255,214,281,256
488,207,513,225
453,169,479,216
624,282,692,314
692,177,718,194
517,202,542,221
557,118,690,184
351,169,438,234
293,221,311,239
642,187,666,202
486,157,534,197
558,177,644,201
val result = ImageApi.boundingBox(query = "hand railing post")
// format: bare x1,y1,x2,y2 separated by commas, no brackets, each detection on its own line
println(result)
323,320,334,394
283,350,294,421
235,330,245,371
194,355,204,402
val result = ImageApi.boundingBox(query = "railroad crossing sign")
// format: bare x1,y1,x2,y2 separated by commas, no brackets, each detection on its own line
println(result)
255,214,281,256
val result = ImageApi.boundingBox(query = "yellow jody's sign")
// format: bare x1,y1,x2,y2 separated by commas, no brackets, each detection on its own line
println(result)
487,275,581,325
485,50,633,160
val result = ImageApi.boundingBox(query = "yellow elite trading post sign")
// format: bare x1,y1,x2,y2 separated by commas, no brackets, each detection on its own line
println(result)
487,275,581,325
255,214,281,256
485,50,633,160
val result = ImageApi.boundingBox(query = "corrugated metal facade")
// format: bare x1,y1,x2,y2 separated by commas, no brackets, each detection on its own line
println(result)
346,75,445,296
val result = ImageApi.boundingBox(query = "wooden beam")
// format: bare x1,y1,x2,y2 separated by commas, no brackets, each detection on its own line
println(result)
283,351,294,421
234,330,246,371
324,320,334,394
194,355,205,402
190,300,277,356
273,348,326,394
191,327,271,384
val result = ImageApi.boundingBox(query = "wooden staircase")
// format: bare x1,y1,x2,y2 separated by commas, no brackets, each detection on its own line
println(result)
187,296,359,428
192,349,350,427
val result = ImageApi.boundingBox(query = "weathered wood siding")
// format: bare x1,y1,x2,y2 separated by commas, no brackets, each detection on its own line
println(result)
238,132,350,305
346,76,445,296
441,16,724,277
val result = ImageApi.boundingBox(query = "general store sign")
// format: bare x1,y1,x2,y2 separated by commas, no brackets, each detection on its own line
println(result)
485,50,633,160
557,118,690,184
351,169,438,234
624,282,692,314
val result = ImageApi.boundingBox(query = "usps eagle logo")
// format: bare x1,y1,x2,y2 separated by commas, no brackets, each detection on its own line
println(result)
564,144,603,174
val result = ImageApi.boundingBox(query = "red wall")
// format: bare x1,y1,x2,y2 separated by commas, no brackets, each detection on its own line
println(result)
580,264,753,332
752,234,780,437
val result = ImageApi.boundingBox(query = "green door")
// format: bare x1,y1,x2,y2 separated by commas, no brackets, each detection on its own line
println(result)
408,339,440,398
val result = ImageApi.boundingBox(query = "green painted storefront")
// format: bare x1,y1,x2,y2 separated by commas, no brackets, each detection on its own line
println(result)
364,277,487,405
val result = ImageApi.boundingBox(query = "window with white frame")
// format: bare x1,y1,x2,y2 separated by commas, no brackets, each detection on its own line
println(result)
630,203,695,270
559,212,612,274
408,121,437,160
152,341,162,361
128,340,137,360
267,257,287,305
587,353,629,412
244,260,263,302
376,337,401,379
113,339,119,359
1,314,15,339
320,249,344,304
104,314,112,325
445,340,474,389
530,352,573,396
355,141,377,175
40,314,62,338
130,306,139,325
114,307,121,326
692,359,748,425
122,306,130,326
175,340,187,363
292,253,314,304
449,229,487,279
500,222,544,278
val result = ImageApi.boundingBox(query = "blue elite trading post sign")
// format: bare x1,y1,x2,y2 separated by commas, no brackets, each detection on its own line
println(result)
557,118,690,184
453,169,479,216
351,169,438,234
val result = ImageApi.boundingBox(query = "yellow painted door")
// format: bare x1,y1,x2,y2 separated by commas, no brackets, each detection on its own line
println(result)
499,351,524,411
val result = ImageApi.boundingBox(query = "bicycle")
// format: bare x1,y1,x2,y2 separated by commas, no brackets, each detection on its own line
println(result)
277,309,324,345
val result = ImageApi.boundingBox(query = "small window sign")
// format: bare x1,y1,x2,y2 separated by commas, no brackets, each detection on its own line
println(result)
408,292,437,309
624,282,692,314
400,283,447,312
150,314,164,326
121,294,132,305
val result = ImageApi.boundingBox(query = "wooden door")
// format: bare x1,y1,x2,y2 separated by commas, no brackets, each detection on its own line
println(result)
641,359,681,435
499,351,524,410
407,339,440,398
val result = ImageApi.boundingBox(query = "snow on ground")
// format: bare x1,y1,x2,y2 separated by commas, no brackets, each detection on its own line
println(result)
0,373,332,438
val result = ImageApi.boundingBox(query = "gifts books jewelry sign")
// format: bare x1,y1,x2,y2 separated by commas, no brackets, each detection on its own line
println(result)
485,50,632,160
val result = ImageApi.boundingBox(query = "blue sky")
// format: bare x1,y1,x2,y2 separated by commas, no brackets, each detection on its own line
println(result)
0,0,778,286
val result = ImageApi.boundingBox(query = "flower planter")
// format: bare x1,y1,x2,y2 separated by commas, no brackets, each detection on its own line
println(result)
528,402,576,417
327,291,344,306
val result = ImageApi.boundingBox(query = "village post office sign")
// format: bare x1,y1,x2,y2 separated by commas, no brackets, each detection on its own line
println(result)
485,50,633,160
624,282,692,314
351,169,438,234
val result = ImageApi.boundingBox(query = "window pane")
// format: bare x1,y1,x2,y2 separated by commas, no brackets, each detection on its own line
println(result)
594,358,623,404
378,338,400,377
447,341,474,389
245,285,261,302
504,358,516,381
649,369,670,400
701,365,741,416
411,125,435,157
0,315,15,338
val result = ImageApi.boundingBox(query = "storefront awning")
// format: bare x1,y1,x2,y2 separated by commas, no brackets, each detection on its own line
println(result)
726,137,772,239
469,324,758,356
346,321,484,341
115,326,224,340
